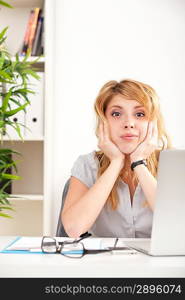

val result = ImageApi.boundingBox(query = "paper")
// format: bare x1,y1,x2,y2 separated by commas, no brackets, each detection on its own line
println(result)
5,236,104,252
6,237,43,251
3,237,138,255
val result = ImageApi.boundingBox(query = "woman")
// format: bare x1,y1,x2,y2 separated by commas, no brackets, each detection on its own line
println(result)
62,79,172,238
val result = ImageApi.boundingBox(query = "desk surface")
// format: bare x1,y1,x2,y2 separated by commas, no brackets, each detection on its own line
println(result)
0,236,185,278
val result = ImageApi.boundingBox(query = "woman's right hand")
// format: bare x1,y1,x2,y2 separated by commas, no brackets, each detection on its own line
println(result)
98,120,125,165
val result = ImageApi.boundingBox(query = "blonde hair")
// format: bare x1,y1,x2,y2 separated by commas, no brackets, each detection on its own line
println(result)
94,79,172,210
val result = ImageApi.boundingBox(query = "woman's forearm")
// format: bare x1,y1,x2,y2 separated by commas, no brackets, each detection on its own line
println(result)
62,159,123,237
133,164,157,210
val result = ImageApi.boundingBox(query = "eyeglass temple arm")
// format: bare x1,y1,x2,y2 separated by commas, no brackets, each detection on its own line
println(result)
78,232,92,241
56,232,91,246
80,232,91,238
84,249,111,254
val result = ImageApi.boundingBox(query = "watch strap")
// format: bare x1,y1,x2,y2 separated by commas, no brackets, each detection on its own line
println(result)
131,159,147,171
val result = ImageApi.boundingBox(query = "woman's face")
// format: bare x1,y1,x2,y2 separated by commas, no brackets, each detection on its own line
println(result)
105,95,149,154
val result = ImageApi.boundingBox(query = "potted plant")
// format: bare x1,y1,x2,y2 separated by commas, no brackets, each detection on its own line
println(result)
0,1,40,217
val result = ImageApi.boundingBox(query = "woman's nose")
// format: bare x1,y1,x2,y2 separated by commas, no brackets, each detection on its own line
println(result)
123,120,135,129
124,124,134,129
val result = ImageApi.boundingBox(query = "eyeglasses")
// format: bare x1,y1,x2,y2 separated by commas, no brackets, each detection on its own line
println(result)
41,232,91,257
41,235,134,258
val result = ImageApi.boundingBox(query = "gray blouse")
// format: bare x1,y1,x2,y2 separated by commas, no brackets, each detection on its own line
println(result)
71,151,153,238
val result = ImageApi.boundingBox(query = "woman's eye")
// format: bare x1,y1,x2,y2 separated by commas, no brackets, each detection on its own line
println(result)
111,111,121,117
136,112,145,117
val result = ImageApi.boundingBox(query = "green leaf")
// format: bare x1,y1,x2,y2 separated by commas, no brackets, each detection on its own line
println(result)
15,53,19,62
0,173,21,180
4,102,28,116
0,120,4,128
23,69,40,80
0,198,10,205
0,181,11,192
0,212,12,218
0,206,14,211
0,180,11,192
0,55,5,69
0,160,20,170
21,50,31,63
14,94,31,105
0,78,15,84
0,1,13,8
0,69,12,80
10,122,24,140
0,36,7,46
13,88,35,95
0,148,20,155
0,26,8,40
1,90,12,111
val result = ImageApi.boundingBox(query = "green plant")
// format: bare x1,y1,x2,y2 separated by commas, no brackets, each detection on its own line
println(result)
0,1,41,217
0,0,12,8
0,27,40,139
0,148,20,217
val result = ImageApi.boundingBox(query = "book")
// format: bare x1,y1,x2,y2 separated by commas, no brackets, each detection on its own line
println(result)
27,8,41,54
21,9,35,55
31,11,44,56
20,8,41,56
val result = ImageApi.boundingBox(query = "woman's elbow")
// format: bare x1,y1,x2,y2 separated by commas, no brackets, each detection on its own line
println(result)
61,213,84,238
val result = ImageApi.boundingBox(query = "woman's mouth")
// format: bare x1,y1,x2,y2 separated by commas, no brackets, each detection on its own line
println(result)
120,135,138,141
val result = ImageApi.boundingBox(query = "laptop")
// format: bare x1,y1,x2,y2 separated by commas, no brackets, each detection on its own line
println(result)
126,149,185,256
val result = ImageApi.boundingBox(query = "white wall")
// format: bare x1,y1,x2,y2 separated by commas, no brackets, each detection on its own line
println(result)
51,0,185,234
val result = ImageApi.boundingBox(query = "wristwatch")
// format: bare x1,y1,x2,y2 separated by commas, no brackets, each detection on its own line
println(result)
131,159,147,171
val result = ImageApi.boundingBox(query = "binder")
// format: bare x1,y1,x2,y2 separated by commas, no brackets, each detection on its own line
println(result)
24,72,44,139
0,237,43,254
0,236,103,255
4,112,25,140
4,83,25,140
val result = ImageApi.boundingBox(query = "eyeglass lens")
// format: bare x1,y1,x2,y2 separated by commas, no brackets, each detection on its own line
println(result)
61,242,84,258
42,237,57,253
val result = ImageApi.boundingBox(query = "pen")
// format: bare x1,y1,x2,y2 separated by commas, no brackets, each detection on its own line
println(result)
113,238,118,248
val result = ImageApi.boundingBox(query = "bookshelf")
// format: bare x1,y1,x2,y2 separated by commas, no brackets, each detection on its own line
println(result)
12,56,45,62
7,0,43,6
0,0,54,236
8,194,44,201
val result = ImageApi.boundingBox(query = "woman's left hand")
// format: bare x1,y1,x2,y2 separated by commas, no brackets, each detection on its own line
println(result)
130,121,158,163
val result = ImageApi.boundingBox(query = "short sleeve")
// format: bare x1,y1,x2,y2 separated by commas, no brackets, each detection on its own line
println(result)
71,152,98,188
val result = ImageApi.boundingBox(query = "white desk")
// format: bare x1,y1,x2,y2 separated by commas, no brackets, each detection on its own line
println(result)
0,236,185,278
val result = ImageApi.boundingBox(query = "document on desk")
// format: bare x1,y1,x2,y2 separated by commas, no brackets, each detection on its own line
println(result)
1,237,137,255
4,237,44,252
1,236,105,254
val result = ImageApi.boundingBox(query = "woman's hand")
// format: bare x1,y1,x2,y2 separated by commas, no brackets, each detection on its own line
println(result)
98,120,125,164
130,121,158,163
